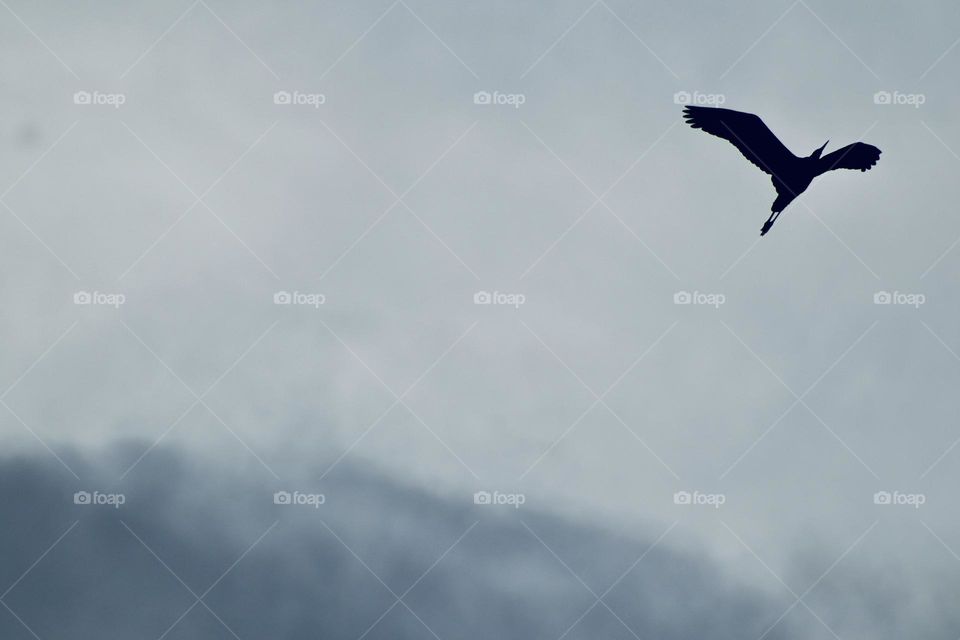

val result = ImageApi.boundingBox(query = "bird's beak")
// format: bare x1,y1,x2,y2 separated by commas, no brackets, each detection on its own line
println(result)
818,140,829,157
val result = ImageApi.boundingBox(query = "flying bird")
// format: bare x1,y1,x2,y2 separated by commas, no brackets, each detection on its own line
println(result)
682,106,881,236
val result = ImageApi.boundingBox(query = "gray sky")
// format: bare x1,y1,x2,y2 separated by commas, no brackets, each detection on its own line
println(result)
2,1,960,637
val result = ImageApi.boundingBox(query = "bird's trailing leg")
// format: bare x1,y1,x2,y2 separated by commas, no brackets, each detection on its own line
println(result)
763,189,793,236
760,211,781,236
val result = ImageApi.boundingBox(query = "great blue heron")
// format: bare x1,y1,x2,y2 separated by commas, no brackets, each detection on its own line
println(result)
682,106,881,236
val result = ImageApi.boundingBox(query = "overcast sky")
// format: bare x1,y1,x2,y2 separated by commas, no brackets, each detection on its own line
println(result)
2,1,960,638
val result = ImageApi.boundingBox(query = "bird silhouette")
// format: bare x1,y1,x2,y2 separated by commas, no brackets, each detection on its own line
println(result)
682,106,881,236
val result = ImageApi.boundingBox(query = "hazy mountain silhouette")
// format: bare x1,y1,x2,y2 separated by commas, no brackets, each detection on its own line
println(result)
683,106,881,236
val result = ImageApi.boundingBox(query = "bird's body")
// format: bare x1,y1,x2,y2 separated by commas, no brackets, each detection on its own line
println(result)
768,154,821,219
682,106,881,235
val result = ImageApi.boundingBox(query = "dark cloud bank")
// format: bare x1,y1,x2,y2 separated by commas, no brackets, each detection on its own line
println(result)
0,444,952,640
0,444,774,640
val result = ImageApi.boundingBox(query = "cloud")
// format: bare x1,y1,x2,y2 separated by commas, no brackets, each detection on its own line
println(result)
0,444,810,640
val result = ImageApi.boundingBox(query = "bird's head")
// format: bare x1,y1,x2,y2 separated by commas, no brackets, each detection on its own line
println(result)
810,140,829,159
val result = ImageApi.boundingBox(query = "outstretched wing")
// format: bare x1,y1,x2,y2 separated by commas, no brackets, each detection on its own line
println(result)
683,106,796,177
819,142,881,173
